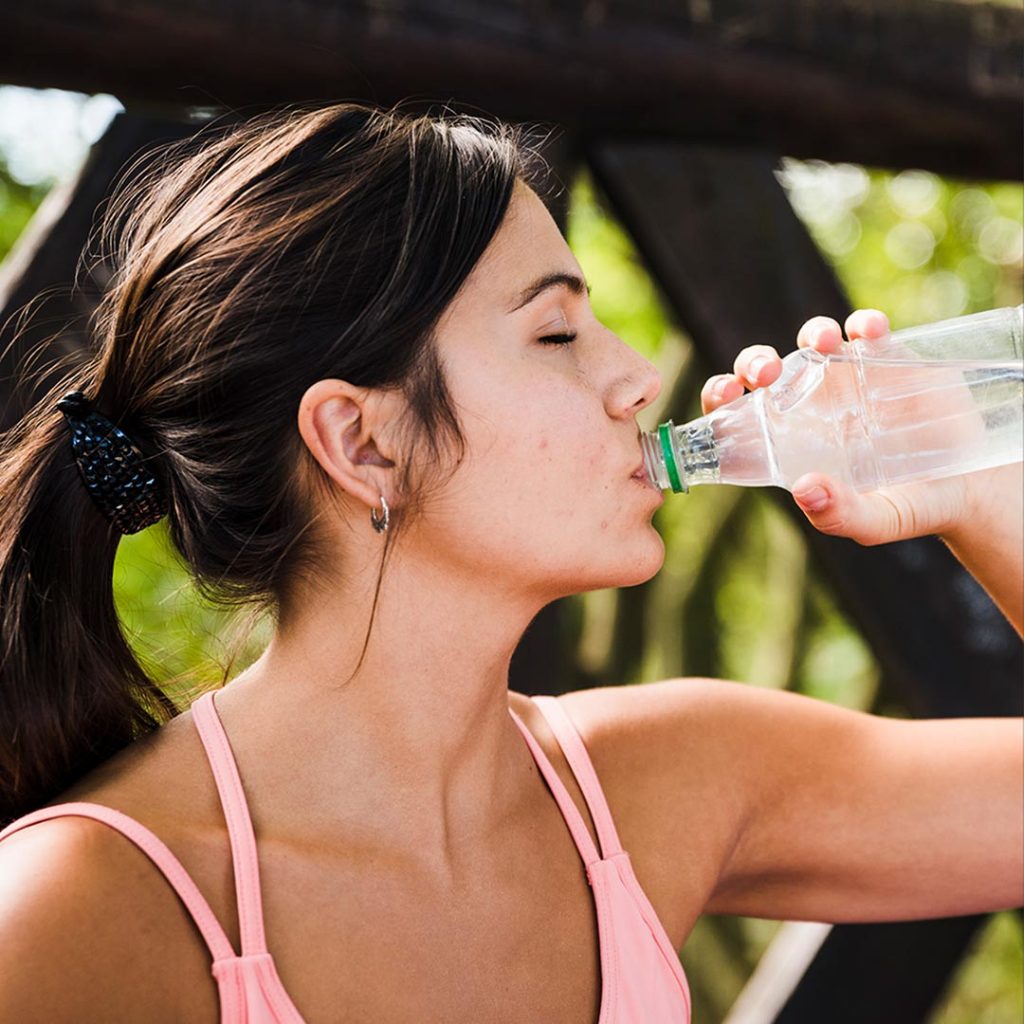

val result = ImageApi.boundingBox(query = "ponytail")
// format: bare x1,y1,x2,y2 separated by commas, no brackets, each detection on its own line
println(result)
0,378,175,828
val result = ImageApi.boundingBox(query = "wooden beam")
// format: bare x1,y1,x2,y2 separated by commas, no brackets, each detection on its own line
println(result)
1,0,1020,180
587,137,1022,1018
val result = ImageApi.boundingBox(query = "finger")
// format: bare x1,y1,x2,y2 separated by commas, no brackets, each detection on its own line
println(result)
700,374,745,414
791,472,906,546
796,316,844,354
844,308,890,343
733,345,782,389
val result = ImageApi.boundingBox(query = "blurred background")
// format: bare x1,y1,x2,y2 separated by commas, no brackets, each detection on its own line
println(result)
0,66,1020,1024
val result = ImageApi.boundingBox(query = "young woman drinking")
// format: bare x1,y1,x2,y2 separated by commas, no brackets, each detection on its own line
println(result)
1,102,1020,1023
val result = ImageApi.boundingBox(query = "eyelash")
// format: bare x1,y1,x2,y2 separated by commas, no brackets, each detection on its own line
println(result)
537,331,578,346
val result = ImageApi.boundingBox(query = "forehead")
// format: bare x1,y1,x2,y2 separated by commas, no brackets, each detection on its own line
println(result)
450,183,580,316
490,182,567,265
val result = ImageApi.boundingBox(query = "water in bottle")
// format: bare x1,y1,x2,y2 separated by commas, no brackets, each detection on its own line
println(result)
641,305,1024,494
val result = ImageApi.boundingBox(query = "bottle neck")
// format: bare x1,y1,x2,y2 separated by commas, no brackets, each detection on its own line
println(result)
642,417,722,493
672,418,720,489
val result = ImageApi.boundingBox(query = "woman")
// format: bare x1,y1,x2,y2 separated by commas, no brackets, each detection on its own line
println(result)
0,102,1020,1023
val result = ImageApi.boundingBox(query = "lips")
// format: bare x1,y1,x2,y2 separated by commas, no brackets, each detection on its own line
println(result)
631,464,661,493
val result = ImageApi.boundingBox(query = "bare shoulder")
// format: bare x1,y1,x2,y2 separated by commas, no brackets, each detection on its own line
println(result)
550,675,874,843
534,679,883,924
555,678,752,854
537,675,753,789
0,815,178,1023
549,674,868,790
508,679,756,944
0,710,221,1023
509,678,734,794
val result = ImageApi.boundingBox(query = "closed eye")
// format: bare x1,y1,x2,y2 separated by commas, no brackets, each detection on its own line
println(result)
537,331,578,345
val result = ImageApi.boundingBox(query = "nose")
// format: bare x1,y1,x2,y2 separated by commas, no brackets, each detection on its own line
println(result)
605,332,662,419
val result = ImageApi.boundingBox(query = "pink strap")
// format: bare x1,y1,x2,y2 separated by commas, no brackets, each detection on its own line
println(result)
508,705,603,868
0,802,236,962
530,695,624,859
191,689,269,956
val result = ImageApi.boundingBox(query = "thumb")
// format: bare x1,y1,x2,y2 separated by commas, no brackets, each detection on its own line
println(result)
791,473,906,546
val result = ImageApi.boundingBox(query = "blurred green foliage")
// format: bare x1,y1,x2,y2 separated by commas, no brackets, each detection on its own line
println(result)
0,100,1020,1023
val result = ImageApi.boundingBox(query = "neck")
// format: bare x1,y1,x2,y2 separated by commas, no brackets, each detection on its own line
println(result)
213,543,551,876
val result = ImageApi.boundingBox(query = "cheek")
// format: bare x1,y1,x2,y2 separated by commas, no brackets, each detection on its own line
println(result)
478,427,630,556
511,411,611,517
438,400,593,549
468,377,592,475
423,420,664,591
438,360,636,554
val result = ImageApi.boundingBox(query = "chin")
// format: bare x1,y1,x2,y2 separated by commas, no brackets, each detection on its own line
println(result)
553,529,665,596
608,532,667,589
621,556,665,588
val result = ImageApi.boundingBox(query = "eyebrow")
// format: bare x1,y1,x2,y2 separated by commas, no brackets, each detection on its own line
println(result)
506,271,591,313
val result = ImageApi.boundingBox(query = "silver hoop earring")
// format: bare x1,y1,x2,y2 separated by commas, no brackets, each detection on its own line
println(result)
370,494,390,534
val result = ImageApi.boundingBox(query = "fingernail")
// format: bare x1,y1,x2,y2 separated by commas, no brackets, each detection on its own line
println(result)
794,485,829,511
712,378,730,399
750,356,770,380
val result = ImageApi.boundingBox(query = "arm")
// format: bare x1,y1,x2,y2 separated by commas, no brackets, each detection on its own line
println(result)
940,463,1023,636
703,685,1024,922
566,678,1024,925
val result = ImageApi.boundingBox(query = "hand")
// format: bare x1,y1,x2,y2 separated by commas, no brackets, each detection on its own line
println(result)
699,308,1014,546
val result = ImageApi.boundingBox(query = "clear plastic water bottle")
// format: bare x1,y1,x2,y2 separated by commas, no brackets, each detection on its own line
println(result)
641,305,1024,494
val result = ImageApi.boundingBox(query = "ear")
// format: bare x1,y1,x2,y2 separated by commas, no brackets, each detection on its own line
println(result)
297,379,399,513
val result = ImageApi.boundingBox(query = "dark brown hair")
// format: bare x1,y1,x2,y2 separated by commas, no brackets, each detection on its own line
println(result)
0,101,551,826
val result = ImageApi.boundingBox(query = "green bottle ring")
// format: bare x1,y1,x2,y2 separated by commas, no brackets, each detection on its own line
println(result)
658,420,685,493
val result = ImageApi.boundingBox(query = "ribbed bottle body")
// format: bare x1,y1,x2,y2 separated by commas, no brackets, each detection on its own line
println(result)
642,305,1024,494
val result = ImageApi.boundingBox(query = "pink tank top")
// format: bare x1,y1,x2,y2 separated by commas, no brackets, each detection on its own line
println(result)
0,690,691,1023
